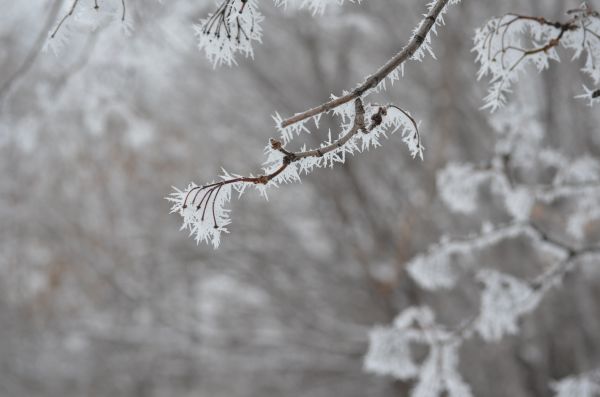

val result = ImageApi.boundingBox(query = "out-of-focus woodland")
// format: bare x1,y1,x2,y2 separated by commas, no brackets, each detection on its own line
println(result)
1,1,599,396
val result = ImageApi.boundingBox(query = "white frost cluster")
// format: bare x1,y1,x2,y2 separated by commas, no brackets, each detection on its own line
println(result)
412,341,473,397
552,369,600,397
474,7,600,111
407,223,529,291
554,156,600,186
195,0,367,67
561,8,600,85
490,105,544,167
167,182,234,248
194,0,264,67
373,94,600,392
436,161,533,221
365,307,472,397
475,270,541,341
566,194,600,240
377,239,578,394
436,163,488,214
364,307,434,380
167,169,275,248
438,108,579,222
575,85,600,107
364,327,420,379
534,155,600,239
536,153,600,203
406,246,459,290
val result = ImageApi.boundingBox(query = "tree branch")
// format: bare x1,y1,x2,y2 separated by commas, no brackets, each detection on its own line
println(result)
475,5,600,109
172,0,456,245
182,98,368,220
280,0,451,128
49,0,127,39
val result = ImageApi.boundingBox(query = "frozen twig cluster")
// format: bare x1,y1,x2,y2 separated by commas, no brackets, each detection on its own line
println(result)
194,0,369,66
168,98,420,248
44,0,131,55
363,5,600,389
193,0,264,67
169,0,461,247
473,4,600,110
364,104,600,396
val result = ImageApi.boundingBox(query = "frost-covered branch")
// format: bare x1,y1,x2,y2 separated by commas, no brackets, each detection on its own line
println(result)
364,106,600,397
45,0,130,55
171,0,460,247
366,227,600,397
175,97,368,217
168,98,423,247
50,0,127,38
194,0,264,67
474,4,600,110
280,0,456,128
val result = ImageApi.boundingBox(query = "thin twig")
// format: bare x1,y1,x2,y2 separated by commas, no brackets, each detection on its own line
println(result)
50,0,80,38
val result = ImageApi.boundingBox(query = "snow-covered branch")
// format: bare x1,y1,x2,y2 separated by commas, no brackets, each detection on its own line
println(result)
170,0,460,247
367,229,600,397
279,0,459,128
364,103,600,396
50,0,127,39
194,0,264,67
474,4,600,110
44,0,132,55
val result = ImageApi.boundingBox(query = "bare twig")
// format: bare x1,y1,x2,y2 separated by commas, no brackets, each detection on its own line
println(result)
50,0,80,38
